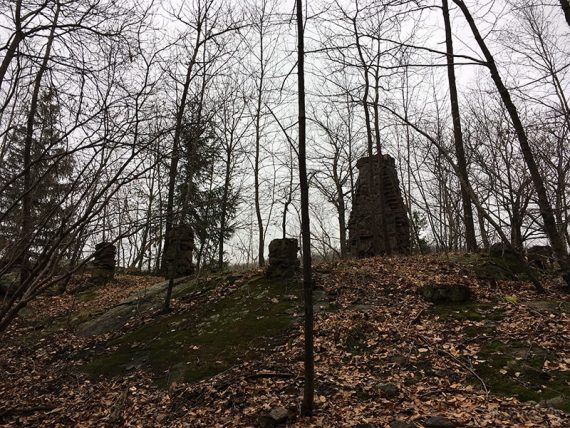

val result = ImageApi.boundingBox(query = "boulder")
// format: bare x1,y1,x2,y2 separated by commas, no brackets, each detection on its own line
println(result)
377,382,399,399
489,242,516,258
390,422,417,428
268,407,288,424
256,406,289,428
421,283,471,304
0,270,19,296
527,245,553,270
424,416,457,428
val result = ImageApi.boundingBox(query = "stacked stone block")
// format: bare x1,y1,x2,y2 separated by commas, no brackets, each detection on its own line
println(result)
165,224,195,277
266,238,299,279
348,155,411,256
91,242,116,285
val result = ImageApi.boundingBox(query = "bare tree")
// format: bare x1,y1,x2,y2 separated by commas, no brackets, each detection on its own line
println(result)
296,0,314,416
453,0,570,287
442,0,477,251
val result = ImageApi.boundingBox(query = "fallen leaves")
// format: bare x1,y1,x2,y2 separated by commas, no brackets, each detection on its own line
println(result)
1,255,569,427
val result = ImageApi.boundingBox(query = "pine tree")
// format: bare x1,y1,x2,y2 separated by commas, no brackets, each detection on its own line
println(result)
0,88,74,263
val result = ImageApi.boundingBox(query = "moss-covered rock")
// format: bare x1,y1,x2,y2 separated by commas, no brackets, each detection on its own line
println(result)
421,283,471,304
473,339,570,413
83,276,301,385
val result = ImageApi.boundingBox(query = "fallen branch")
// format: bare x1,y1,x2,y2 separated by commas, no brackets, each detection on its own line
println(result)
437,349,489,395
244,371,295,380
0,404,55,418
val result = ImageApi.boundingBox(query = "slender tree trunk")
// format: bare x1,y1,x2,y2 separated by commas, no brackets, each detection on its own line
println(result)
511,212,523,250
136,170,155,270
353,17,384,254
20,2,61,285
282,147,294,239
0,0,23,90
561,0,570,26
453,0,570,287
333,169,347,257
161,23,203,272
162,23,205,312
297,0,314,416
442,0,477,251
476,204,490,250
219,146,232,270
254,25,266,267
372,71,390,254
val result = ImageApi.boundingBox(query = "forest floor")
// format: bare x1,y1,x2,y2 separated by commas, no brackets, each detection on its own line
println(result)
1,253,569,427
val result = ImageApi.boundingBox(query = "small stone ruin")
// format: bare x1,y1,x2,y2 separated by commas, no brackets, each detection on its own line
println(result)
266,238,299,279
165,224,195,277
348,154,411,256
527,245,554,270
91,242,116,285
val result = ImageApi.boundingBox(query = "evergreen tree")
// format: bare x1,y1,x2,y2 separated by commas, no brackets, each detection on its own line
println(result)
176,104,239,271
0,88,74,263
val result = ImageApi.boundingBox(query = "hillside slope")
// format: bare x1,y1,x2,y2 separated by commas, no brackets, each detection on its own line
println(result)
1,254,569,427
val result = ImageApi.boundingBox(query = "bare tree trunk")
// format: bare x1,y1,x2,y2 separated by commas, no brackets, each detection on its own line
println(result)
20,1,61,286
297,0,314,416
135,168,156,270
254,14,266,267
476,204,490,250
453,0,570,287
282,147,294,239
351,13,385,254
162,9,208,312
561,0,570,26
442,0,477,252
0,0,23,90
219,145,232,270
372,70,391,254
382,103,545,292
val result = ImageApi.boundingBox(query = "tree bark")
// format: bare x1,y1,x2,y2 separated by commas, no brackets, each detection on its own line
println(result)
296,0,314,416
0,0,23,91
254,15,266,267
561,0,570,27
442,0,478,252
219,144,232,270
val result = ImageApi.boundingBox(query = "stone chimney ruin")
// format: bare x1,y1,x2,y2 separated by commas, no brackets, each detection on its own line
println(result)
348,155,411,257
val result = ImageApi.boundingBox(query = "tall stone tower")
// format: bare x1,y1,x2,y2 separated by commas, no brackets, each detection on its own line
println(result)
348,154,410,256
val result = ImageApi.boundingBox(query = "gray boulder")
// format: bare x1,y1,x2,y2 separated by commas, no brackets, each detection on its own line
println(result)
421,283,471,304
0,271,19,297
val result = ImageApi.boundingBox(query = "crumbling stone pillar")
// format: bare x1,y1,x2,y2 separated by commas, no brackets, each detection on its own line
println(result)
266,238,299,279
164,224,194,278
91,242,116,285
348,155,411,256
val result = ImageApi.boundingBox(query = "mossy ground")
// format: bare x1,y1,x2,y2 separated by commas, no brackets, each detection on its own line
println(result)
429,302,506,322
83,276,302,385
4,255,569,426
444,252,530,281
430,299,569,413
475,339,570,412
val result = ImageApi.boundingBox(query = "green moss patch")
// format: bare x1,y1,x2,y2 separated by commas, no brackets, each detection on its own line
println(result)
473,339,570,413
83,276,301,385
446,252,529,281
429,302,505,322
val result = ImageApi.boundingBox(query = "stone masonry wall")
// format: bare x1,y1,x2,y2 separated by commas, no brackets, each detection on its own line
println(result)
348,155,410,256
